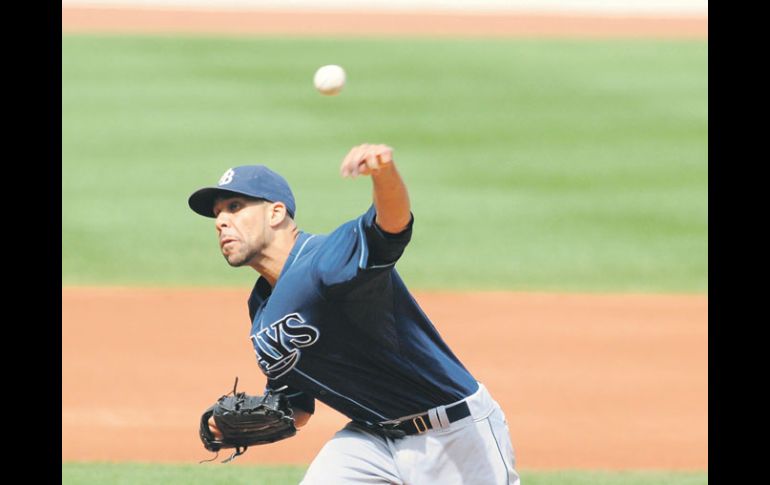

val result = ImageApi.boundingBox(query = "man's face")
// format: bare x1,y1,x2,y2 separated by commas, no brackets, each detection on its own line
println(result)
212,196,271,267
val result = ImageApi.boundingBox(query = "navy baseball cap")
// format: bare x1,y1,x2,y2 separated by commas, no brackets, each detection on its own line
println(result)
188,165,296,218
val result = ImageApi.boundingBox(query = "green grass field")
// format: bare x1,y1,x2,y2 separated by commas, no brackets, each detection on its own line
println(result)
61,462,707,485
62,36,707,292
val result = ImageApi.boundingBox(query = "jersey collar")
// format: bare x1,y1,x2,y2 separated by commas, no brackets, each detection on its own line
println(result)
278,231,312,281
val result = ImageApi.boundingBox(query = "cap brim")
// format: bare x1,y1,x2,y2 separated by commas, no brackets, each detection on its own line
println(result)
188,187,253,218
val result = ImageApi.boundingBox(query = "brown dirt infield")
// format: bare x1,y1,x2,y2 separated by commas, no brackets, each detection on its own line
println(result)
62,7,707,38
62,288,706,469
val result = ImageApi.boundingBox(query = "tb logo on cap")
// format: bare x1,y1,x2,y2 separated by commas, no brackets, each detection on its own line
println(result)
218,168,235,186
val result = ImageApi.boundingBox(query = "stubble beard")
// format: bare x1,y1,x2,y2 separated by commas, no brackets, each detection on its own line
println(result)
224,246,258,267
223,237,267,268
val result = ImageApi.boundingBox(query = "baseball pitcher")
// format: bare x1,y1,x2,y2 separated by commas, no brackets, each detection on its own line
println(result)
189,144,520,484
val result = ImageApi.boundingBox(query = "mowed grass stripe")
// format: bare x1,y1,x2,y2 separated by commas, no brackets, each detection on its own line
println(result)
61,462,707,485
63,36,707,292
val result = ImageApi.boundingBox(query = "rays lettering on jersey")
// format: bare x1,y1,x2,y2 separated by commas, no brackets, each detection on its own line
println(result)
250,313,320,379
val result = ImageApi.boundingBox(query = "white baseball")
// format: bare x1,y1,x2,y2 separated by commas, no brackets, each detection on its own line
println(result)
314,65,346,96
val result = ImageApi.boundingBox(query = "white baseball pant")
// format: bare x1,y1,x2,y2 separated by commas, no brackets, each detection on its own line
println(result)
301,383,520,485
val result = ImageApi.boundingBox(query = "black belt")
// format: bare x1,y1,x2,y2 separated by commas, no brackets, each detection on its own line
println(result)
381,401,472,437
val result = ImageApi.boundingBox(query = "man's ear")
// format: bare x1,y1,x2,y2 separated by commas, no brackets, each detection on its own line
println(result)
267,202,288,227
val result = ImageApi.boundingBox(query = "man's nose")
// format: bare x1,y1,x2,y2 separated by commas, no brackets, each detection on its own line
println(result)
215,212,230,231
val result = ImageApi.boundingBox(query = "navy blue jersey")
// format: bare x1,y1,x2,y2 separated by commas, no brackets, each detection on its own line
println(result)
246,205,478,423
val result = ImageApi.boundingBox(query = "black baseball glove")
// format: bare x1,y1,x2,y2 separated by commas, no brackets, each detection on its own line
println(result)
199,378,297,463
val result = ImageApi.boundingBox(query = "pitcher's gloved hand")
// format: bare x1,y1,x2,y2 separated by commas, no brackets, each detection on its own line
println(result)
199,378,296,463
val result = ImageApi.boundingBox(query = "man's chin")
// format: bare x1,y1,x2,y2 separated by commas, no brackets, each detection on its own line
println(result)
223,254,247,267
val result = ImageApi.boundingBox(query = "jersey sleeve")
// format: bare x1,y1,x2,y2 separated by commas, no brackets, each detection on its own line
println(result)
265,379,315,415
314,204,414,292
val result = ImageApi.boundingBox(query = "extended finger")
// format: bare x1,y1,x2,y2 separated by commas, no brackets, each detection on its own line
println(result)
344,148,360,178
351,146,371,177
341,147,361,177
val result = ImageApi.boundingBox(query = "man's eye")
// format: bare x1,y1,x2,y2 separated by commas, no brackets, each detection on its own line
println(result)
228,202,240,211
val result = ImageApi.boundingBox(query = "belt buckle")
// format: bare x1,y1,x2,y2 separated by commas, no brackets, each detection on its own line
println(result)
412,415,428,434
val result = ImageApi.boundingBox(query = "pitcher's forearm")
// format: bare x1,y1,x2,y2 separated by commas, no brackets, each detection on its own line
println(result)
372,163,411,234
